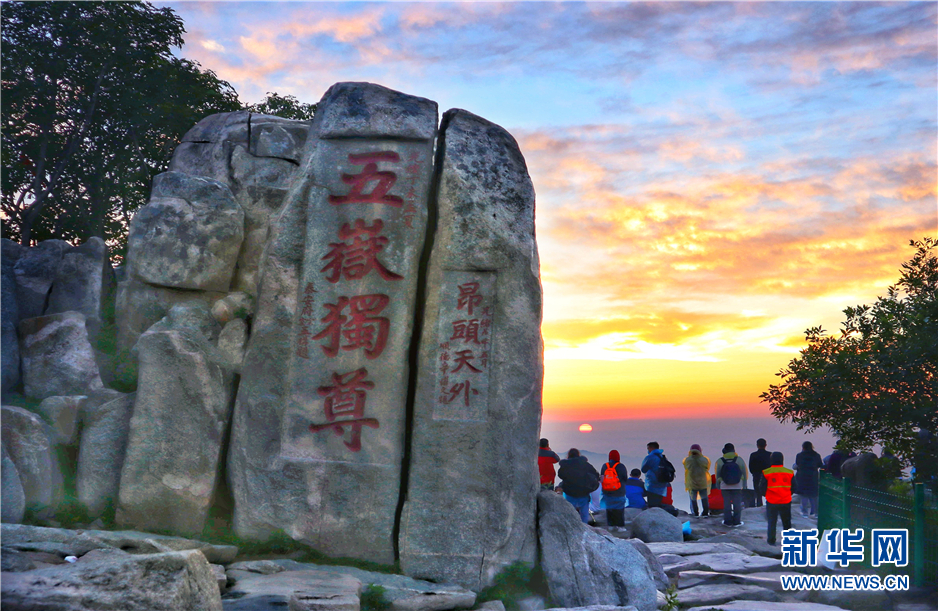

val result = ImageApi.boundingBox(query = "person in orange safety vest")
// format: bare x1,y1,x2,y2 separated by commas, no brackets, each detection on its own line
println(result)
760,451,794,545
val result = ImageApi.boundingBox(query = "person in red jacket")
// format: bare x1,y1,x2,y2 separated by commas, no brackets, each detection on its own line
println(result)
538,438,561,490
761,451,794,545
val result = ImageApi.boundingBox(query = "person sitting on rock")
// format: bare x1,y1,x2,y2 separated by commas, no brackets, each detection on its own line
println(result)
538,438,561,490
625,469,647,509
707,473,724,512
640,441,679,516
761,451,794,545
683,444,711,517
558,448,600,524
600,450,629,528
715,442,748,527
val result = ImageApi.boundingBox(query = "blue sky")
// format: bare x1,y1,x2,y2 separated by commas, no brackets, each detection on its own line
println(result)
162,1,937,422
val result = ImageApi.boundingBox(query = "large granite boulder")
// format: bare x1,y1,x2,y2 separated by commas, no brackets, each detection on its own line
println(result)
2,239,23,393
399,109,542,589
35,395,85,446
0,406,62,511
228,82,437,564
117,302,234,535
0,547,223,610
630,508,683,543
45,237,115,337
537,491,657,611
841,453,878,488
18,312,103,400
1,444,26,523
12,239,69,320
127,171,244,292
77,392,135,516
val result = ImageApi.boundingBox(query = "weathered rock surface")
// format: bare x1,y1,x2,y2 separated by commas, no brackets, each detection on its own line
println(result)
697,533,783,558
683,552,782,574
399,108,541,589
646,541,753,557
77,392,135,515
19,312,103,399
0,547,223,611
217,317,249,371
543,607,639,611
1,524,238,564
2,444,26,523
685,602,849,611
224,568,361,611
678,570,785,592
118,302,235,534
807,586,891,611
537,490,657,611
841,453,878,488
36,395,85,446
45,236,115,334
228,82,437,564
676,584,779,607
621,538,668,590
226,560,475,611
630,507,683,543
2,239,22,393
1,406,62,510
212,291,255,324
128,171,244,292
12,239,69,320
658,553,703,577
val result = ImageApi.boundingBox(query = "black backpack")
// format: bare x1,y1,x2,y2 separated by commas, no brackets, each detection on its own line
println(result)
721,457,742,485
656,454,676,483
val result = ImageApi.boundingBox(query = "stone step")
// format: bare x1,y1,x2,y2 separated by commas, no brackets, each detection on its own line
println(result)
677,584,779,608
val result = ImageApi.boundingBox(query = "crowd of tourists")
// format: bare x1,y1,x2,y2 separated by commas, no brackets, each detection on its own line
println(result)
538,437,833,546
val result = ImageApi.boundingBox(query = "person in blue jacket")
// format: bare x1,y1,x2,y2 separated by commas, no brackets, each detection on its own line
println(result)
641,441,679,516
625,468,647,509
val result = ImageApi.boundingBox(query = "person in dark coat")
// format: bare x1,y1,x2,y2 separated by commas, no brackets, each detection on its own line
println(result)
599,450,629,528
538,438,561,490
826,445,850,479
749,438,772,508
558,448,600,523
795,441,824,516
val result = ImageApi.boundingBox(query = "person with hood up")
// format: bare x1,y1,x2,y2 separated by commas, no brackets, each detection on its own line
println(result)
683,444,711,517
625,469,647,509
538,438,561,490
600,450,629,528
558,448,600,523
641,441,679,516
715,442,748,527
761,451,794,545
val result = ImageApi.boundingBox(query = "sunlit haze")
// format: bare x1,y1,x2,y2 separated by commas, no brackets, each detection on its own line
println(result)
162,2,937,448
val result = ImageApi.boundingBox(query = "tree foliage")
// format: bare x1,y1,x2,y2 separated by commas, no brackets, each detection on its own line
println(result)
1,1,241,258
245,92,317,121
761,238,938,478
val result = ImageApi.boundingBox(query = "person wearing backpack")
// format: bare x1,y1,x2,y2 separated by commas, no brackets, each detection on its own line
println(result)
683,444,711,517
558,448,600,523
641,441,679,516
714,442,748,527
599,450,629,528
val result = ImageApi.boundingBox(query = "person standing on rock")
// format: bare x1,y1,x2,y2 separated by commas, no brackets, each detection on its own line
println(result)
761,451,794,545
683,444,711,517
625,468,647,509
600,450,629,528
538,438,561,490
558,448,600,523
749,438,772,508
715,442,748,527
794,441,824,517
641,441,679,516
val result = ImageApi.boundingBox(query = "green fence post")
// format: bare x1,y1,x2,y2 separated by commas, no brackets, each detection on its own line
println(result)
913,483,925,588
842,477,851,529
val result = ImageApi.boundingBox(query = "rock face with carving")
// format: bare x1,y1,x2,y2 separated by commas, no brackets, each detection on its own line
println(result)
0,82,544,589
398,109,542,589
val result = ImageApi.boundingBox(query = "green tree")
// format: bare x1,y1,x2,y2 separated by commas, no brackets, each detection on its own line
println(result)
245,92,317,121
1,1,241,257
761,238,938,481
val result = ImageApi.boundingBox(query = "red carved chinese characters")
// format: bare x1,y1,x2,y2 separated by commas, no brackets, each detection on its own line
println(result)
402,151,421,228
441,380,480,407
328,152,403,207
321,219,403,283
296,283,317,359
312,294,390,359
457,282,483,316
309,368,379,452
